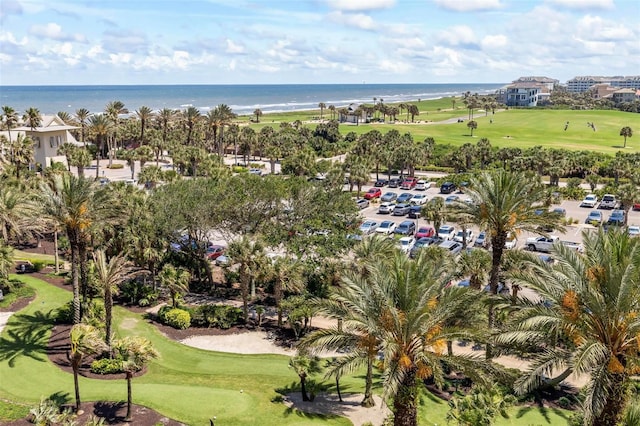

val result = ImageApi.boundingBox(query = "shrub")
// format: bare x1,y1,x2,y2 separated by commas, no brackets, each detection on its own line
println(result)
107,163,124,169
164,308,191,329
120,280,158,307
192,305,243,329
557,396,572,409
31,260,46,272
232,165,248,173
54,299,105,325
91,357,124,374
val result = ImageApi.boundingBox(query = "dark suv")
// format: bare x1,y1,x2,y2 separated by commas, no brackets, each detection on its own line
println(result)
395,220,416,235
440,182,456,194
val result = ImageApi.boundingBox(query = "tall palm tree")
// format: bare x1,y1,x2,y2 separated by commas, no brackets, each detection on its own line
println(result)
135,106,154,144
267,256,304,327
114,336,159,421
156,108,176,147
457,248,491,290
619,126,633,148
467,120,478,136
22,107,42,131
182,106,201,145
2,106,19,160
454,170,555,358
211,104,236,160
88,114,113,179
253,108,262,123
289,352,322,402
0,185,39,242
226,236,267,322
318,102,326,120
69,148,93,178
74,108,92,146
92,250,135,351
69,324,107,411
57,142,76,172
12,134,34,179
0,240,13,281
39,175,117,323
498,229,640,426
104,100,128,164
159,264,190,308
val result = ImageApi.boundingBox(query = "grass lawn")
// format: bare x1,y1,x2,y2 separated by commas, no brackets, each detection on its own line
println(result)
240,98,640,154
0,276,571,425
11,250,57,264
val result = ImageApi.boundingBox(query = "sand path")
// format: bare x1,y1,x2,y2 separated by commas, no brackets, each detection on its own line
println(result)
0,311,14,334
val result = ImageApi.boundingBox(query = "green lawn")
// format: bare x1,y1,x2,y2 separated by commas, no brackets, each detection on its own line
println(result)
11,250,57,264
0,276,571,425
242,99,640,154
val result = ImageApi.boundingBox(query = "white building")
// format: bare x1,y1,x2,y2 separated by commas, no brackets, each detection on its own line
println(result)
15,114,81,168
566,76,640,93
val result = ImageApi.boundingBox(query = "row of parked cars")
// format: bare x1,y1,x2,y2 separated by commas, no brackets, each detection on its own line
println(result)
373,177,434,191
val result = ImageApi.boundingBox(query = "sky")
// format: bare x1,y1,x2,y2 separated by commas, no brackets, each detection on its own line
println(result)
0,0,639,86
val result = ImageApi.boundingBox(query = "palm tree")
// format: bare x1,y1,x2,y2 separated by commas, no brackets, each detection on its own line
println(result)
0,185,40,243
22,107,42,130
159,264,190,308
88,114,113,179
318,102,326,120
92,250,135,351
135,106,154,143
268,256,304,327
619,126,633,148
74,108,92,146
328,105,336,120
498,229,640,426
423,196,447,233
467,120,478,136
114,336,159,421
226,236,267,322
455,170,555,358
137,165,164,189
156,108,176,147
12,134,34,179
2,106,19,160
104,100,128,163
289,352,322,401
616,182,639,225
69,148,93,178
457,248,491,290
210,104,236,159
69,324,107,411
39,175,117,323
253,108,262,123
0,240,13,281
57,143,76,172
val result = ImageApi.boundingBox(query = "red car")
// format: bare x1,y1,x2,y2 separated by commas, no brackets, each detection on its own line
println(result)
400,177,417,190
206,245,226,260
415,226,436,239
364,188,382,200
634,202,640,211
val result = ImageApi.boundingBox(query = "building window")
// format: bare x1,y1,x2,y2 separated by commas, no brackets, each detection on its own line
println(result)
50,137,55,147
56,136,62,146
34,137,41,148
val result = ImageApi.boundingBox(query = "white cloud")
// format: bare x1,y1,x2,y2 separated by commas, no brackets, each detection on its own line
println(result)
436,25,477,46
0,53,11,64
304,56,337,69
29,22,85,42
0,30,28,46
225,39,246,54
481,34,507,50
577,15,635,41
0,0,22,23
433,0,503,12
379,59,411,73
545,0,614,10
109,52,132,65
325,0,395,11
327,11,376,30
87,44,104,59
266,40,299,62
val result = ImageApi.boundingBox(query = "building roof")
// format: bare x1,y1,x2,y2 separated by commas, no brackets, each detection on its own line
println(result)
16,114,79,132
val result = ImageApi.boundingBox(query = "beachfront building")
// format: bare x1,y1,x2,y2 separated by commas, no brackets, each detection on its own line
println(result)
566,76,640,93
512,76,559,91
494,76,557,107
15,114,81,168
338,103,369,124
611,88,639,104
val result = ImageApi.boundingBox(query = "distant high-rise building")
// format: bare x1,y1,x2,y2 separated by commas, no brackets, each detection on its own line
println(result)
566,76,640,93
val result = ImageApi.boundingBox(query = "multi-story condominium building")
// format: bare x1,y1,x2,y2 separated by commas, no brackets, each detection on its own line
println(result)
566,76,640,93
512,76,559,91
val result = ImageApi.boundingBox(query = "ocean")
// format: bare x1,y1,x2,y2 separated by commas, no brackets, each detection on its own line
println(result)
0,83,505,116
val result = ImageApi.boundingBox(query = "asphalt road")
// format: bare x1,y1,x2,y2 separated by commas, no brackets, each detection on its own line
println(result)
352,180,640,249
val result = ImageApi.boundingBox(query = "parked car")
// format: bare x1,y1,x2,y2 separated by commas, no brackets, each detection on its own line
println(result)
415,226,436,239
249,168,263,176
215,254,230,266
586,210,603,225
438,240,463,255
551,207,567,217
628,225,640,237
364,188,382,200
410,237,441,258
398,236,416,253
445,195,459,205
437,224,456,240
378,202,396,214
359,220,379,234
504,233,518,249
440,182,456,194
356,198,369,209
376,220,396,235
599,194,617,209
381,192,398,203
374,178,389,187
410,194,428,205
415,180,431,191
395,220,416,235
474,231,489,248
206,245,226,260
407,205,422,219
453,229,474,244
400,177,417,190
396,192,413,204
580,194,598,208
634,202,640,211
606,209,625,226
388,178,401,188
393,203,411,216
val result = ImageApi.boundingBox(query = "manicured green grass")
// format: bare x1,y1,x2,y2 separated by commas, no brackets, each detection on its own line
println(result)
239,97,639,154
0,282,35,308
0,276,571,425
0,398,30,422
11,250,57,264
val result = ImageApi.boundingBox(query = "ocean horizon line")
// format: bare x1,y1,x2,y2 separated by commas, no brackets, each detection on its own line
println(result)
2,82,507,87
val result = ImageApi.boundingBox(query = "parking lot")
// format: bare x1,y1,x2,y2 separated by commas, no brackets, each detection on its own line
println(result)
353,179,640,250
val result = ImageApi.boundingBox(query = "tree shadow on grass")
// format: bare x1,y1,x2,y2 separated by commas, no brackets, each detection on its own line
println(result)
514,406,571,423
0,310,56,367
